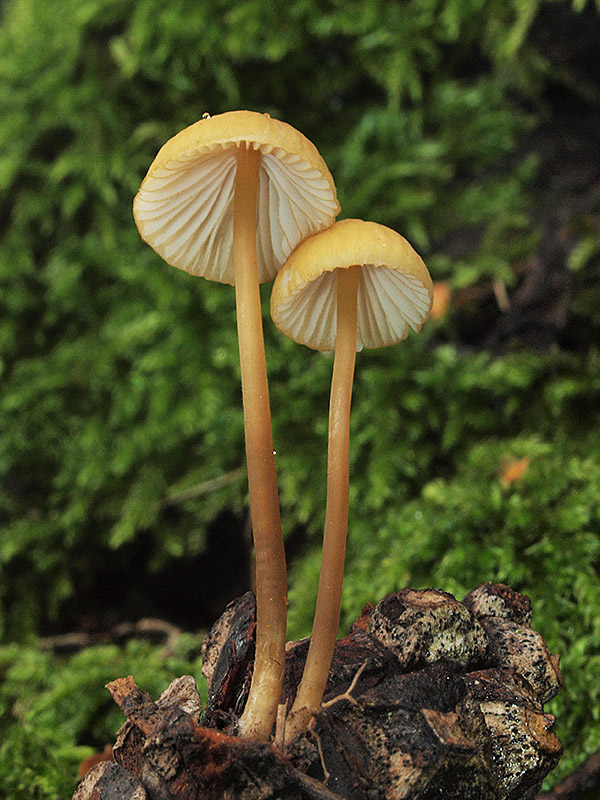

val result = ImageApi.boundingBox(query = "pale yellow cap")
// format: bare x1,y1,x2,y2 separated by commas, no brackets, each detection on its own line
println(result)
133,110,340,285
271,219,433,351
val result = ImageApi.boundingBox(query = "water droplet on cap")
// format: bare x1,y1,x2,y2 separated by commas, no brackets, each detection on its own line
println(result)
201,112,211,120
272,450,277,455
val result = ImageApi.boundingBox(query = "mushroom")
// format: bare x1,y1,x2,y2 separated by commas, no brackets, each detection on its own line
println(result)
133,110,340,741
270,219,433,742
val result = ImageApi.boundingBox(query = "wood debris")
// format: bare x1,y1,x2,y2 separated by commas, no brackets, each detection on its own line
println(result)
72,583,562,800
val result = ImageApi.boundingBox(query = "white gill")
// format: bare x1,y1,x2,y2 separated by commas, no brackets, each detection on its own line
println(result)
134,145,338,285
275,265,432,352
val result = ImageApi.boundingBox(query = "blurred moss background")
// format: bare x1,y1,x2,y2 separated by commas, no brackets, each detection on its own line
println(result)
1,0,599,797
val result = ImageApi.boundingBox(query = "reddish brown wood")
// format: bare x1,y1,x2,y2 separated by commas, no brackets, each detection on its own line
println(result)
537,749,600,800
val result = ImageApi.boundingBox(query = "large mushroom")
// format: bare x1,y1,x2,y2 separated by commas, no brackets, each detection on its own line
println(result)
133,110,339,741
270,218,433,743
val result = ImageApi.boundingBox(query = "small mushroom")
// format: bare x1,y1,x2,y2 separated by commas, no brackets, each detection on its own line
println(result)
134,110,339,741
271,219,433,742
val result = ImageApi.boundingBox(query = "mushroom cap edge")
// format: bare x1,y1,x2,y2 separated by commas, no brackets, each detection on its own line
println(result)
270,218,434,352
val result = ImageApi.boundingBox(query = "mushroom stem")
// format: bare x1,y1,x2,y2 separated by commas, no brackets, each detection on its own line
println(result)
285,265,360,745
234,144,287,742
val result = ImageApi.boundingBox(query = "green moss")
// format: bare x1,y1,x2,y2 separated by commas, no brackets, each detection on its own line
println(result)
2,0,599,638
1,0,599,793
0,636,206,800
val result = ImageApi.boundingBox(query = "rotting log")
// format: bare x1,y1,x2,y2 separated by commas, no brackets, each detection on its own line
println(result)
72,583,563,800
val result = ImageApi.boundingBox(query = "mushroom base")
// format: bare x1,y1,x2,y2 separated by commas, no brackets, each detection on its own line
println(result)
73,584,563,800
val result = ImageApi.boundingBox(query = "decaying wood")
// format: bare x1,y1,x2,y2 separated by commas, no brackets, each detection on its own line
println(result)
283,586,562,800
72,583,563,800
200,591,256,731
72,761,147,800
79,745,115,779
110,674,346,800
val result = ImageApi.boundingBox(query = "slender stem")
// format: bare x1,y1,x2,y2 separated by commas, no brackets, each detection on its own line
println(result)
234,144,287,742
285,265,360,745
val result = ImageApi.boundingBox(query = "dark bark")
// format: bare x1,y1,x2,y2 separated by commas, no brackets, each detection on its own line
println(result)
72,583,563,800
73,761,146,800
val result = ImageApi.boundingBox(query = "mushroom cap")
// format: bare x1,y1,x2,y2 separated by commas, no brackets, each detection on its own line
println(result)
133,110,340,285
270,219,433,352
